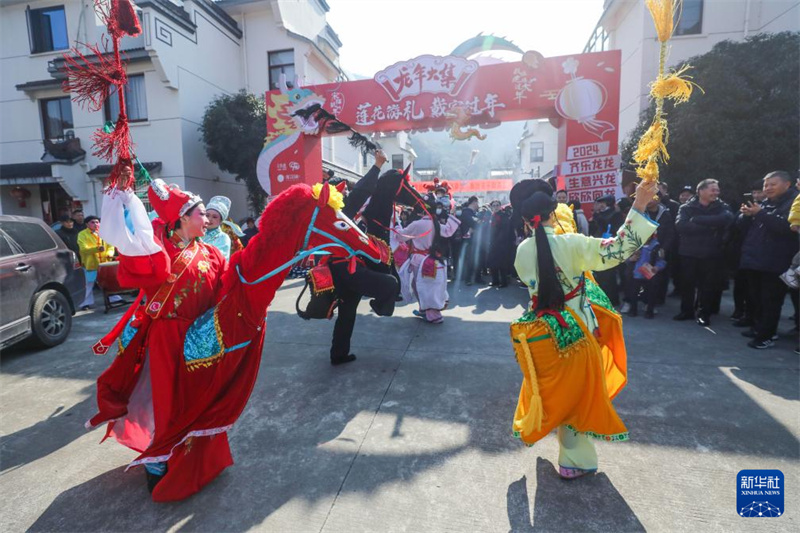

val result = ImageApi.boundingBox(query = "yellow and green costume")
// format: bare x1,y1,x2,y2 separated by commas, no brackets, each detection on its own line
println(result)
511,209,656,471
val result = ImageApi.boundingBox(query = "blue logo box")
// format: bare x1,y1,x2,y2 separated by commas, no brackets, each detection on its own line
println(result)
737,469,784,517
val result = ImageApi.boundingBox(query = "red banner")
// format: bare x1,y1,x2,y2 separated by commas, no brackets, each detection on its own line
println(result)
409,179,513,193
257,50,621,198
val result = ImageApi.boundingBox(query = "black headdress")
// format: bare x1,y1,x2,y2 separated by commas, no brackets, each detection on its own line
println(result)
510,180,564,312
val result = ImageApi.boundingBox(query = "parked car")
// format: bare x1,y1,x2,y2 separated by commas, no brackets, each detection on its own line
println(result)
0,215,85,350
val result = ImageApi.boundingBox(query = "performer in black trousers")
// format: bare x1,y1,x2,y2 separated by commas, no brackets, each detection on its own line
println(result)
329,260,397,364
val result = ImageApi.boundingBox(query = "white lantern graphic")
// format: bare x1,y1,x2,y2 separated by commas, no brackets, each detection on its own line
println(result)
555,58,615,139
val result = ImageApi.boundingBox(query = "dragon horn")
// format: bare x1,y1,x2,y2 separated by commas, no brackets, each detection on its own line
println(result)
335,181,347,193
401,164,411,179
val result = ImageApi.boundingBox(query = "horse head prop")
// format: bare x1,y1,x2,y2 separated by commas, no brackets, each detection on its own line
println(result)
363,165,427,240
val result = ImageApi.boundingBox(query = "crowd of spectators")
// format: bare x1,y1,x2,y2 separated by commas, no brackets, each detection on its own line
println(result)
402,171,799,352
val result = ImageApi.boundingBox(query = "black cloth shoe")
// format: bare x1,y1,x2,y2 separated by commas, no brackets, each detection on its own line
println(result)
672,312,693,321
732,318,754,328
644,309,655,319
627,308,638,317
465,280,473,286
331,354,357,366
741,330,757,338
730,310,744,321
696,316,711,327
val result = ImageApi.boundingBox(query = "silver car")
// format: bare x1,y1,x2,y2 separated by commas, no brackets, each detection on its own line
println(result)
0,215,85,350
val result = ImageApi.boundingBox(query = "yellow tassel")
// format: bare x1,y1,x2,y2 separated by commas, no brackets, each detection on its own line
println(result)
645,0,681,42
515,332,544,434
633,119,669,164
636,159,660,183
650,64,704,103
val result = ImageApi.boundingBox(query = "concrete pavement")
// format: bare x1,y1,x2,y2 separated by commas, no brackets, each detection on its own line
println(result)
1,279,798,532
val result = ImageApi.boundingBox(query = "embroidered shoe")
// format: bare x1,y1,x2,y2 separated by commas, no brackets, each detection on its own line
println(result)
558,466,596,480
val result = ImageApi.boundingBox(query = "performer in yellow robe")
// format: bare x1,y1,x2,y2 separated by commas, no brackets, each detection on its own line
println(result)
509,178,658,479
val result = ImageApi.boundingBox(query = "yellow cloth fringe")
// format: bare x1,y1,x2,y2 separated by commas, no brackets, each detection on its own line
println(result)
645,0,680,42
636,159,660,183
633,119,669,165
650,64,703,104
515,332,544,434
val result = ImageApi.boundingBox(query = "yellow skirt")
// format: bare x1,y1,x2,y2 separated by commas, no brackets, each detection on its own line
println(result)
510,304,629,445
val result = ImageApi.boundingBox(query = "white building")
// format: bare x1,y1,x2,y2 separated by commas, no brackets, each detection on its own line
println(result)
0,0,368,222
518,0,799,174
517,119,558,181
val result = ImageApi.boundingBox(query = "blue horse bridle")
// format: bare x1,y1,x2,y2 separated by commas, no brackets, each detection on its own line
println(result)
235,205,383,286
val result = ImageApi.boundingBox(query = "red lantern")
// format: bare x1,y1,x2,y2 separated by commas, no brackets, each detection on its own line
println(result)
9,186,31,207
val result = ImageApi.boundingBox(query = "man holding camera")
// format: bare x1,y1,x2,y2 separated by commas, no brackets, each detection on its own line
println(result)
738,171,799,349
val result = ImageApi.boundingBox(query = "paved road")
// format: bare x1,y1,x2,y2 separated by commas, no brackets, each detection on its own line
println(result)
1,279,797,532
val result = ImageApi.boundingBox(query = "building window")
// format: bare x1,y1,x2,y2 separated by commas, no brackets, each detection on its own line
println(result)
105,74,148,122
674,0,703,36
584,25,608,53
530,142,544,163
28,5,69,54
40,97,73,140
392,154,404,169
269,49,295,90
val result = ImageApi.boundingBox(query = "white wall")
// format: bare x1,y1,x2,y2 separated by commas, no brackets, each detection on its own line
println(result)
0,185,44,217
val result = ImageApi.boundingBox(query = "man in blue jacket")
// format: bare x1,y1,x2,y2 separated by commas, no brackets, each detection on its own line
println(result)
738,171,799,349
674,179,734,327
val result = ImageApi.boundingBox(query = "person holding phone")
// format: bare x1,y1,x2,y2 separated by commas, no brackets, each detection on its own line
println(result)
737,171,799,349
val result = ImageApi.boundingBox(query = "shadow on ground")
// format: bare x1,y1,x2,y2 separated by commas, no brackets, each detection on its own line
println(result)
505,458,645,532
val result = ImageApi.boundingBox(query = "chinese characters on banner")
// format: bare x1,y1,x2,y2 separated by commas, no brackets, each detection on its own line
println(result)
561,141,621,204
260,51,621,196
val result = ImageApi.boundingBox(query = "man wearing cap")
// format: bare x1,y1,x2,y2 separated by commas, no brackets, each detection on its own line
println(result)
77,216,116,309
202,195,233,260
678,186,694,205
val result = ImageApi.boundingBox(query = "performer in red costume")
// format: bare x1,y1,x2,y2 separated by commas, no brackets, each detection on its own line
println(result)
88,166,386,501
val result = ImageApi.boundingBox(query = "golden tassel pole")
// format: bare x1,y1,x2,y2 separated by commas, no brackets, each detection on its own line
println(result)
633,0,702,185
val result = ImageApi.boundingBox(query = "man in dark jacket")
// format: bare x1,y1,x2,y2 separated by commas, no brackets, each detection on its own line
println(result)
738,171,799,349
591,195,625,305
55,215,81,259
458,196,480,285
674,179,734,326
487,201,515,287
658,182,681,220
645,197,675,303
